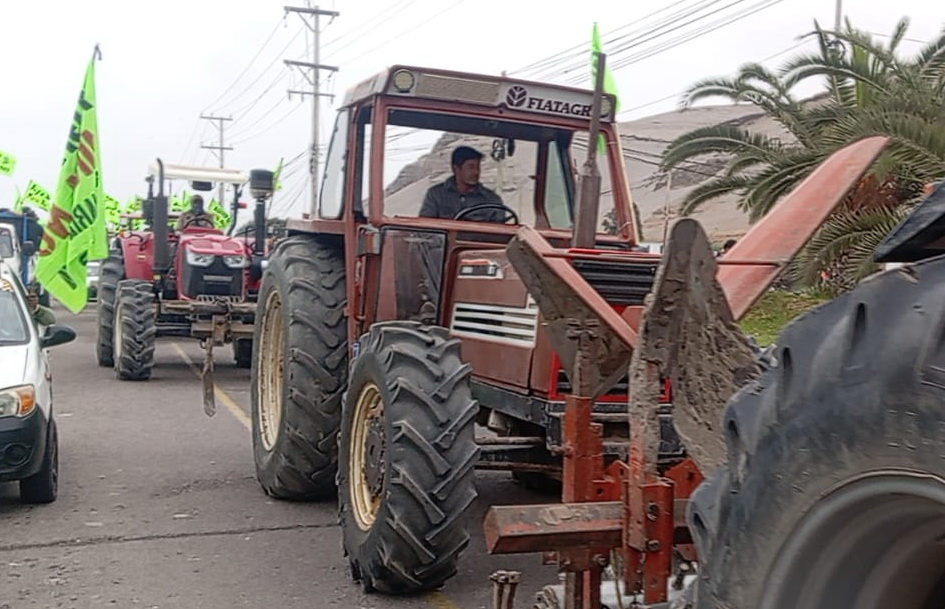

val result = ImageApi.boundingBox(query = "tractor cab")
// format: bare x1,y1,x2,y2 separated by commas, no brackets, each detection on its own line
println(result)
286,65,665,455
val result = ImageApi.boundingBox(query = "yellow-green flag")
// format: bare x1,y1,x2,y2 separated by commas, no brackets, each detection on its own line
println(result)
591,22,621,153
208,198,231,229
103,193,122,231
273,157,284,191
21,180,52,211
0,150,16,176
36,50,108,313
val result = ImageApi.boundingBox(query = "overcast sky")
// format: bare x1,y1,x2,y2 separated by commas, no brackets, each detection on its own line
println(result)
0,0,940,222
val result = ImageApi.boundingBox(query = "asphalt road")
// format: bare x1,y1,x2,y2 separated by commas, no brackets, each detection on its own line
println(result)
0,306,558,609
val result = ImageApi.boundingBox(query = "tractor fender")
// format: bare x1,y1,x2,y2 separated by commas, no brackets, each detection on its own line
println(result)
116,232,155,281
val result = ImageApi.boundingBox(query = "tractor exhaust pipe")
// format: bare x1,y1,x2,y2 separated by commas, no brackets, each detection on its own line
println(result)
571,51,607,250
153,158,170,274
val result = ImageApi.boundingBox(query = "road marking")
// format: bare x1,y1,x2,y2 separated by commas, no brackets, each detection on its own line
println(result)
171,342,252,430
425,591,464,609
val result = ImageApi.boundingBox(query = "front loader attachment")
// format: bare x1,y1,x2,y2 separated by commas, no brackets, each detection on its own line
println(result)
484,136,891,609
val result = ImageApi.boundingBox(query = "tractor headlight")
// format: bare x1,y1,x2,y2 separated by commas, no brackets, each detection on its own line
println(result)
223,255,248,269
0,385,36,417
186,251,215,267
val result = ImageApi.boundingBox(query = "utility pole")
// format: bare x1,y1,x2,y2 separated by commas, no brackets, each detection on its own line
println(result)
834,0,842,31
200,114,233,206
284,4,339,217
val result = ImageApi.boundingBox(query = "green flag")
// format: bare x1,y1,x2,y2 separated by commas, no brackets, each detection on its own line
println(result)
12,184,24,212
208,198,231,229
591,22,621,153
103,193,122,231
36,50,107,314
21,180,52,211
0,150,16,176
125,196,145,230
273,157,284,191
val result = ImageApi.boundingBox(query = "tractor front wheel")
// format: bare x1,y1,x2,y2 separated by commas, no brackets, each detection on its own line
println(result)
113,279,156,380
338,322,479,594
96,252,124,367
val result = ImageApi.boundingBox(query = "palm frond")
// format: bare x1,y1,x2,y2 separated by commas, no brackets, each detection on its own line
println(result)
661,124,786,170
678,174,754,216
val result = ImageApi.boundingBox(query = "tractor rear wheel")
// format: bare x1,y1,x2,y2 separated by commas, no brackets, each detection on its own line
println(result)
113,279,156,381
96,252,124,367
338,321,479,594
250,235,347,500
689,261,945,609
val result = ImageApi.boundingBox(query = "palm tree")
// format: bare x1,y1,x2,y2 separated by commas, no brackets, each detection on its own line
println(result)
660,18,945,290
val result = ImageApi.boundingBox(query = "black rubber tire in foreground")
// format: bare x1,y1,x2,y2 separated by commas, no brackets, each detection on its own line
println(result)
338,321,480,594
95,252,124,367
690,259,945,609
250,235,347,500
113,279,156,381
19,418,58,504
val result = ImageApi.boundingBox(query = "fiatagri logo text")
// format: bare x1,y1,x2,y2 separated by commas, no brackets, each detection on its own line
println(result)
505,85,596,117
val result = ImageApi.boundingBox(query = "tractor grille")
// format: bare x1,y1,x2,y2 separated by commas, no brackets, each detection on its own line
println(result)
569,258,658,306
450,301,539,347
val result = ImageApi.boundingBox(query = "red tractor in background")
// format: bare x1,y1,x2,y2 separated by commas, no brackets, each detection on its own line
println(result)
96,161,274,414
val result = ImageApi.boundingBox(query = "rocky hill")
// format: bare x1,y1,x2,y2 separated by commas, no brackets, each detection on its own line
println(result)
384,103,794,243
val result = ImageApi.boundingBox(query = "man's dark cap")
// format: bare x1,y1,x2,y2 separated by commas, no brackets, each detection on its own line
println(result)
191,194,204,205
451,146,483,167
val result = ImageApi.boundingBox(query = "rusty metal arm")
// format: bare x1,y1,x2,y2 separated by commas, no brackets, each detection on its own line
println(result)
716,136,889,320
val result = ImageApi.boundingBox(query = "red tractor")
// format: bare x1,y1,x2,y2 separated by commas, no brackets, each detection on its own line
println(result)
248,64,681,593
97,161,274,413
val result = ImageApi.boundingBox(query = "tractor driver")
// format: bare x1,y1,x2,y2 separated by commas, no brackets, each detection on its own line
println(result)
419,146,508,223
176,195,216,231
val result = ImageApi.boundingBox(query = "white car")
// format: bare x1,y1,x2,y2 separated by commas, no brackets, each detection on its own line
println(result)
0,261,75,503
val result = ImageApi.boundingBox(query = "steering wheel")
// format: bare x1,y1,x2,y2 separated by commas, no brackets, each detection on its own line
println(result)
182,215,216,230
452,204,519,224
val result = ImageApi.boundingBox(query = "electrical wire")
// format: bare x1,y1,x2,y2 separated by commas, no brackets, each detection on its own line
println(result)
202,18,286,113
332,0,466,65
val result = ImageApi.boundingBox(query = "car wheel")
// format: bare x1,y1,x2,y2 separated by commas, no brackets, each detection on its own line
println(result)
20,418,58,504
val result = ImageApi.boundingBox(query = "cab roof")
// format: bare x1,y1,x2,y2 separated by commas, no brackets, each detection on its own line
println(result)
341,65,618,123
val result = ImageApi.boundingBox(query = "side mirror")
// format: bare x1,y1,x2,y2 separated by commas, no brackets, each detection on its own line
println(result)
21,240,35,256
41,324,77,349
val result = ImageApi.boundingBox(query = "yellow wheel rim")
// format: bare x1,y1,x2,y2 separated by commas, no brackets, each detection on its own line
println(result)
257,290,284,451
350,381,386,530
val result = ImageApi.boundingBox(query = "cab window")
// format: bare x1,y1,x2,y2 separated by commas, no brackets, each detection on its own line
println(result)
379,108,615,231
0,285,29,344
318,109,350,219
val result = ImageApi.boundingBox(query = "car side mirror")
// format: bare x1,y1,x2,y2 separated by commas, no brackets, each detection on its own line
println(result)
22,240,35,256
41,324,77,349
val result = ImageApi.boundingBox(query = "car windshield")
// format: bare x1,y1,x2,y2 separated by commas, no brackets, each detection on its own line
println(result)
0,287,29,344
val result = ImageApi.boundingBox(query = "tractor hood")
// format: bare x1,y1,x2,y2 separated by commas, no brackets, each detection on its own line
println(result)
179,231,249,256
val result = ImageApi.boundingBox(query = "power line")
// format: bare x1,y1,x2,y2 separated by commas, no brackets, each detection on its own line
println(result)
615,37,810,119
202,18,286,113
610,0,789,72
332,0,465,65
321,0,419,54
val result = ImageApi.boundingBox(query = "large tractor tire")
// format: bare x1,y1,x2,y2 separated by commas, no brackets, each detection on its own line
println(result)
96,252,124,367
689,260,945,609
250,235,347,500
338,321,480,594
113,279,156,381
